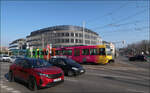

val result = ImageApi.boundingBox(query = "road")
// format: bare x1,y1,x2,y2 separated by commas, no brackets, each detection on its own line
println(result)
0,56,149,93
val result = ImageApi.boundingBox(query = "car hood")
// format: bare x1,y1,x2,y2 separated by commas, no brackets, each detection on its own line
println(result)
34,66,62,74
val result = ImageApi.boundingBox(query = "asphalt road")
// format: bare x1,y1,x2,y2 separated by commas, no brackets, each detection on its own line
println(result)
0,56,149,93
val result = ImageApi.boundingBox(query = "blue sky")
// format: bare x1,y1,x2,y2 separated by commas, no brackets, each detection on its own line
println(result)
1,0,149,47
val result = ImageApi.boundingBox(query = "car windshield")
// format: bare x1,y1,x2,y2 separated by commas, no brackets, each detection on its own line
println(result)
31,59,52,68
3,55,9,57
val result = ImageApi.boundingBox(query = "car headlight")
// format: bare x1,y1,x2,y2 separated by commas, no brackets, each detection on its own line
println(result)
38,72,49,78
72,67,79,71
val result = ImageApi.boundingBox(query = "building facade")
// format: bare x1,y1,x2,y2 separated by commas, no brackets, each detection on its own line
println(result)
9,38,26,50
26,25,102,48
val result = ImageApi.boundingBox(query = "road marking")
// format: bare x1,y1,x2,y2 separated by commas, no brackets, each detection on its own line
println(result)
12,90,21,93
1,85,8,88
6,87,14,91
64,77,78,82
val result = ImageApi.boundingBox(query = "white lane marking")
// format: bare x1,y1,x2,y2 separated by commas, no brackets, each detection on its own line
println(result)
64,77,78,82
1,85,8,88
12,90,21,93
6,87,14,91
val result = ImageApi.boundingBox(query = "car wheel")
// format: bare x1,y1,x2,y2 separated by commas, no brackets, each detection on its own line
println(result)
8,71,14,82
28,77,37,91
67,70,74,76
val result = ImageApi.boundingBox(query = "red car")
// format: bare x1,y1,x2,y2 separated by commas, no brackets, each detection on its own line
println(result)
8,58,64,91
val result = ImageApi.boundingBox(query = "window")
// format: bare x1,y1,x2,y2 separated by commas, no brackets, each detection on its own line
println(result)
74,49,80,56
65,39,69,43
99,48,106,55
22,60,30,68
75,39,78,43
79,33,82,37
15,59,22,65
58,59,66,65
71,33,74,37
82,49,89,55
75,33,78,37
37,50,39,55
44,51,47,55
63,50,72,55
85,40,90,44
55,50,63,55
58,39,60,43
79,39,82,43
61,39,64,43
57,33,60,37
65,33,69,36
61,33,65,37
71,39,74,43
33,51,35,56
90,48,98,55
41,51,44,55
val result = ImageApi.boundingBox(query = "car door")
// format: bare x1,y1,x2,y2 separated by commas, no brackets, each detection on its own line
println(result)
13,59,23,79
50,58,58,66
57,59,68,71
20,59,31,82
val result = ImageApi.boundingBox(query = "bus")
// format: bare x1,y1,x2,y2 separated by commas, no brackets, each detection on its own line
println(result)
54,45,115,64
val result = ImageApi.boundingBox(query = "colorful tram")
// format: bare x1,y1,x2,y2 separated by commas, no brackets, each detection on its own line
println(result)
26,44,115,64
26,48,55,60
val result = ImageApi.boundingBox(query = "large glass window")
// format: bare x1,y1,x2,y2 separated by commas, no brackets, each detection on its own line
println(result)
71,39,74,43
71,33,74,37
61,39,64,43
75,33,78,37
82,49,89,55
90,48,98,55
75,39,78,43
55,50,63,55
61,33,65,37
79,39,82,43
74,49,80,56
79,33,82,37
99,48,106,55
65,33,69,36
63,50,72,55
65,39,69,43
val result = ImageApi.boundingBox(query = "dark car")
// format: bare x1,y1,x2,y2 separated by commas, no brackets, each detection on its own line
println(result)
9,58,64,91
129,55,147,61
49,58,85,76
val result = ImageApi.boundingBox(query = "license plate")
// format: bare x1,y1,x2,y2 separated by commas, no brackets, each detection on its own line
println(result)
80,70,84,73
53,78,61,82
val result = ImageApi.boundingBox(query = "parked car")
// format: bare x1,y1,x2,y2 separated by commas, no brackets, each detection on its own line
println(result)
1,55,11,62
8,58,64,91
49,57,85,76
129,55,148,61
9,56,17,63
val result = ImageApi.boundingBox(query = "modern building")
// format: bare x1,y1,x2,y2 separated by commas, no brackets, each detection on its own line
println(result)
9,38,26,50
26,25,102,48
9,38,27,56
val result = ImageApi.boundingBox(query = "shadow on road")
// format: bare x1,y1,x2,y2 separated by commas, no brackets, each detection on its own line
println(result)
103,76,150,87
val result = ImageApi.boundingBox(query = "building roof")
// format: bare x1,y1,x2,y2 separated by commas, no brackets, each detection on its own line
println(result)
30,25,98,36
9,38,26,45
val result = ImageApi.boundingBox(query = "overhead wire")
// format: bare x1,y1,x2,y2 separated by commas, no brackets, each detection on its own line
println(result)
91,9,147,30
85,2,130,26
